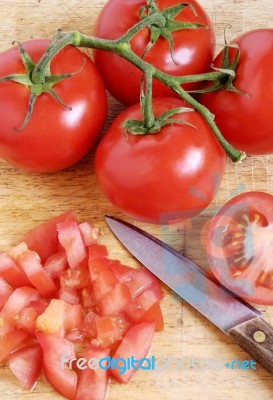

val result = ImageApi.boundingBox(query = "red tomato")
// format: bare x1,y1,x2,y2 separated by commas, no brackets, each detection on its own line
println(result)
57,221,87,269
9,344,43,390
59,286,79,305
199,29,273,155
36,332,77,399
21,210,77,264
60,261,90,289
97,282,132,316
92,271,118,303
95,98,226,224
110,322,155,384
139,302,164,332
93,0,215,105
0,39,107,172
0,277,13,310
207,191,273,304
0,252,31,288
0,329,29,363
95,316,122,348
44,252,68,279
76,346,109,400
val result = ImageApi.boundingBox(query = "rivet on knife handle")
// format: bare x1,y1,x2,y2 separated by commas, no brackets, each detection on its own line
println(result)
228,316,273,374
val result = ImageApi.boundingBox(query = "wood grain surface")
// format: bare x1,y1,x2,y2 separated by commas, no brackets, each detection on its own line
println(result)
0,0,273,399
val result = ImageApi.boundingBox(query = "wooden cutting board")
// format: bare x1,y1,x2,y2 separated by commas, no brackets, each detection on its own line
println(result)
0,0,273,399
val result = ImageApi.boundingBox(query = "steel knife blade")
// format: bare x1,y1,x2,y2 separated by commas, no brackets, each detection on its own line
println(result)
105,215,273,375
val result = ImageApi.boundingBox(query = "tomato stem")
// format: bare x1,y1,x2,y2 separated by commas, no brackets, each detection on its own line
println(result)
24,12,245,162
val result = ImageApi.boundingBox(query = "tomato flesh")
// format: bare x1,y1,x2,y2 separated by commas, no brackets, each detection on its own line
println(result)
207,191,273,304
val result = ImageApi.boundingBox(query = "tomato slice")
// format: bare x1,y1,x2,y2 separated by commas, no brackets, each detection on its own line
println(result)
207,191,273,304
9,344,42,390
21,211,77,263
110,322,155,384
16,249,57,298
57,221,87,269
0,252,31,287
0,329,29,363
0,277,13,310
76,345,109,400
97,282,132,316
36,332,77,400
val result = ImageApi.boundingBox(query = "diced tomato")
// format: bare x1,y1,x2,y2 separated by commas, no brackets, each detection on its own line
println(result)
88,244,108,259
1,286,40,318
81,311,98,338
114,313,132,337
96,316,122,348
36,332,77,400
79,222,99,246
65,330,86,343
44,252,68,279
0,277,13,310
89,258,112,281
125,282,163,323
0,252,31,287
21,211,77,263
60,261,90,289
36,299,70,336
110,322,155,384
16,307,38,333
28,300,49,315
57,221,87,269
124,268,156,299
97,283,132,316
64,304,82,331
76,345,109,400
80,286,94,309
9,344,42,390
138,302,164,332
110,261,132,282
0,329,29,363
17,249,57,298
92,271,118,303
59,286,79,305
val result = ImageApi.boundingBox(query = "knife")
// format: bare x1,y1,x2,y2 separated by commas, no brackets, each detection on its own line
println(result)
105,215,273,375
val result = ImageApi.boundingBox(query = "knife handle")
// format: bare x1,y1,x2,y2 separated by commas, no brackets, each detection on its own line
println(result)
228,316,273,374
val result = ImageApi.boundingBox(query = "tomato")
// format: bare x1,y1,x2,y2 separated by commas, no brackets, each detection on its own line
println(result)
97,282,132,316
16,307,39,333
95,98,226,224
59,286,79,305
76,346,109,400
0,251,31,288
60,261,90,289
199,29,273,155
92,270,118,303
139,302,164,332
9,344,42,390
57,221,87,269
95,316,122,348
207,191,273,304
21,210,77,264
110,322,155,384
93,0,215,105
36,332,77,400
44,252,68,279
0,329,30,363
0,39,107,172
0,277,13,310
79,222,99,246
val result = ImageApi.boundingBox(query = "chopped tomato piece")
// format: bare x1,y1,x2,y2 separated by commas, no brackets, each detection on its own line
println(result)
21,211,77,263
0,277,13,310
88,244,108,259
139,302,164,332
9,344,42,390
36,332,77,400
0,329,29,363
16,307,39,333
125,282,163,323
44,251,68,279
76,346,109,400
1,286,40,318
57,221,87,269
80,286,94,309
28,300,48,315
89,258,112,281
97,282,132,316
92,270,118,303
96,316,122,348
59,286,79,305
36,299,70,336
110,261,132,281
65,330,86,343
81,311,98,338
79,222,99,246
124,268,156,299
60,261,90,289
0,251,31,287
17,249,57,298
64,304,82,331
110,322,155,384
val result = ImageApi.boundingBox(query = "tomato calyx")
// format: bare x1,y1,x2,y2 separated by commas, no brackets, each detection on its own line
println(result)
0,39,80,131
139,0,207,63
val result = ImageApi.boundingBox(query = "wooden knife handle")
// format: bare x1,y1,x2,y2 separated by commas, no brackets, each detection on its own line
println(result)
228,316,273,374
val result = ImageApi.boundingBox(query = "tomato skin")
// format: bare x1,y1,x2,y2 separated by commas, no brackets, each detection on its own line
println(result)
95,98,226,224
0,40,107,172
199,29,273,155
207,191,273,305
93,0,215,105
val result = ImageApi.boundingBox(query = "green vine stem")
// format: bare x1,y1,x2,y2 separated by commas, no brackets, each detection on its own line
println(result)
28,12,244,163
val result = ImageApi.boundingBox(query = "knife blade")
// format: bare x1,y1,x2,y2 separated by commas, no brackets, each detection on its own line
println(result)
105,215,273,375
